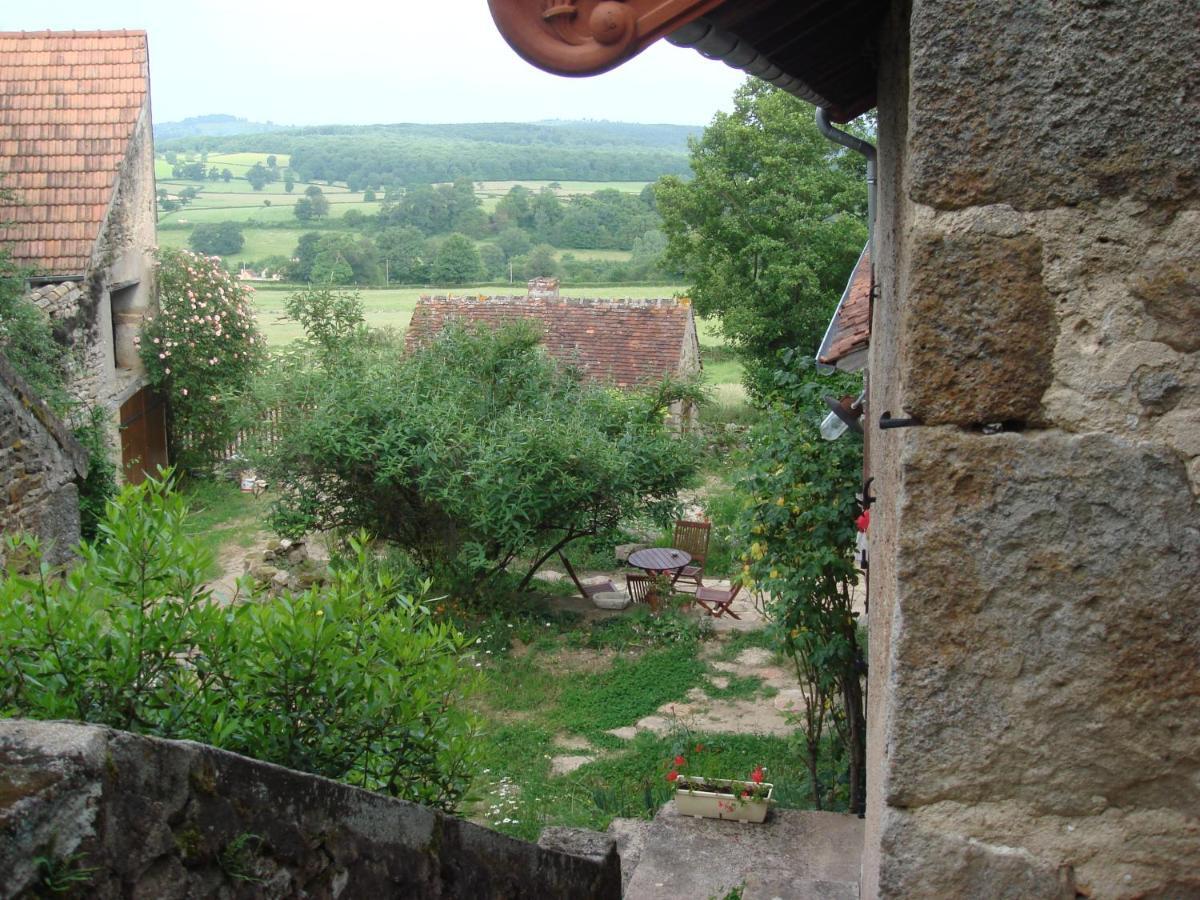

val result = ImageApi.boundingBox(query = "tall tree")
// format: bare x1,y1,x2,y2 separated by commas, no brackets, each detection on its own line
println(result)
431,233,482,285
655,80,868,392
245,163,270,190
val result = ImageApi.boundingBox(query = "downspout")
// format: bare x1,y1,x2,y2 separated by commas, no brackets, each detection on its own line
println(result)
815,107,876,260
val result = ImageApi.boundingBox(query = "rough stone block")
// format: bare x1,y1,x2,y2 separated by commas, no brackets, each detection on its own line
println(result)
902,231,1056,425
876,429,1200,894
907,0,1198,211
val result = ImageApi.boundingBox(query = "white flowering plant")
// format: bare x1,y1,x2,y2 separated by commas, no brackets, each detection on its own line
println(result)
141,250,265,468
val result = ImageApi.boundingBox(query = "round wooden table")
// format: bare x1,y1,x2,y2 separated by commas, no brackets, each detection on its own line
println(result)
627,547,692,575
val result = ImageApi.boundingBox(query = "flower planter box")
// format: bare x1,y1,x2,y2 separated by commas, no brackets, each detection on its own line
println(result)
674,777,774,823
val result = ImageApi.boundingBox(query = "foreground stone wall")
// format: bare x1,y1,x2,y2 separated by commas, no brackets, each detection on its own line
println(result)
862,0,1200,896
0,355,87,567
0,720,620,899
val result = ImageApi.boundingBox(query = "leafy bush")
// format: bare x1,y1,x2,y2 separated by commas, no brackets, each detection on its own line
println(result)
736,356,865,812
0,475,480,811
141,249,265,470
0,245,116,536
250,298,701,597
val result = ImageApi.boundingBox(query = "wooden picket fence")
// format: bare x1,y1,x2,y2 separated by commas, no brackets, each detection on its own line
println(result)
174,404,285,471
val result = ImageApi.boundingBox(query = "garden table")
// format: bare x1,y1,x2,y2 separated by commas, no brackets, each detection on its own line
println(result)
627,548,692,612
627,547,692,575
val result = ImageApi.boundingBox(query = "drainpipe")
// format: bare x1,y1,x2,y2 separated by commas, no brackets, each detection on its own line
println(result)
815,107,876,260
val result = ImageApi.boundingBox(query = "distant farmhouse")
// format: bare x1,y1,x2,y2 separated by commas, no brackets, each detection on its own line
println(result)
407,279,702,426
0,30,164,554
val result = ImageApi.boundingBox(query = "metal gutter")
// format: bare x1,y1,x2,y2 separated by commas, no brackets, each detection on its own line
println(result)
666,19,828,108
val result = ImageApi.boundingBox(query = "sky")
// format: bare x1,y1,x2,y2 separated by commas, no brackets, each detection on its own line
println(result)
4,1,747,127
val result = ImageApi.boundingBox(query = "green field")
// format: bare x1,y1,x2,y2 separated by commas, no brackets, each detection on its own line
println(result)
158,153,651,224
476,180,649,195
157,227,314,266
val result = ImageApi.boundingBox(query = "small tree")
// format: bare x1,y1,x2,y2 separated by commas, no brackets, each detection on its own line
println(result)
250,303,701,596
284,173,295,193
140,250,266,470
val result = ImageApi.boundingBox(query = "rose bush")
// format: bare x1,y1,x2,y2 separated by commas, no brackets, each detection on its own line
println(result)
141,249,265,470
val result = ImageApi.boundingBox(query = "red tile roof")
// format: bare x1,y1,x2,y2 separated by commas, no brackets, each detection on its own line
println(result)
0,30,150,276
407,295,698,388
817,246,872,368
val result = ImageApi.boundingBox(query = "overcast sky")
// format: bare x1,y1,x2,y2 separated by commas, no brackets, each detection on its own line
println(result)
5,1,746,126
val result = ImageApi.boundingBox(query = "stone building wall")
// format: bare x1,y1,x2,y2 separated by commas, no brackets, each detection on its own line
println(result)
861,1,1200,896
0,355,88,567
27,105,160,481
0,719,621,899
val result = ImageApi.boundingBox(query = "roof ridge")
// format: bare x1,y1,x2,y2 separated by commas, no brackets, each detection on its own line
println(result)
0,29,148,38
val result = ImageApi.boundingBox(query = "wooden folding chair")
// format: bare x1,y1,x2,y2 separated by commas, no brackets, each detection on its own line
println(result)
694,581,743,619
671,520,711,592
624,574,659,610
558,551,617,601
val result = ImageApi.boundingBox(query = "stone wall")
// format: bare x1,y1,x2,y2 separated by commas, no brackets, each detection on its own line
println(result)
861,0,1200,896
0,719,621,899
0,355,87,567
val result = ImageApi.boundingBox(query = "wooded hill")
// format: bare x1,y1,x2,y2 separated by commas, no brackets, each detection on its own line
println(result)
157,120,700,186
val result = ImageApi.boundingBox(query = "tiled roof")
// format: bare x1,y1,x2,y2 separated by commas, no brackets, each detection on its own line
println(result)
817,245,872,370
0,30,150,276
407,295,697,388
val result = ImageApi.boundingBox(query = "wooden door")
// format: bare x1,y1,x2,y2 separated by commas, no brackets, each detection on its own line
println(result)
119,387,169,484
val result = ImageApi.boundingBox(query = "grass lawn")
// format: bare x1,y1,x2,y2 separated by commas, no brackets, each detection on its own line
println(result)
179,479,262,579
463,610,807,842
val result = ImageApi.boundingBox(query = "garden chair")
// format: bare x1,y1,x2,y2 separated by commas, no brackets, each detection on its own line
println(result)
624,574,659,611
670,520,711,592
693,581,743,619
558,551,618,601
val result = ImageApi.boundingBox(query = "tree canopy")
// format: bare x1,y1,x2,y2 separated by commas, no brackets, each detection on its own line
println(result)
655,81,868,392
250,297,701,596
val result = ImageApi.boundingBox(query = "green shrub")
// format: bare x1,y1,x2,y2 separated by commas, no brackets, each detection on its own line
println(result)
0,475,479,811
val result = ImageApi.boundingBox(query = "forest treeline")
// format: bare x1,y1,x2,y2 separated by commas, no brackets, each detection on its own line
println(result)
160,120,699,186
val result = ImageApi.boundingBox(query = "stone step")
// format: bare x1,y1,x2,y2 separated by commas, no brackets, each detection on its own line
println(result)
617,805,862,900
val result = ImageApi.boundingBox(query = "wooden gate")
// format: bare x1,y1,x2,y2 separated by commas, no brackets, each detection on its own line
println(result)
119,386,169,484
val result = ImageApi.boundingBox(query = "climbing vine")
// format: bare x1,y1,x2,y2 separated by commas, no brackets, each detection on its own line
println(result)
737,355,866,812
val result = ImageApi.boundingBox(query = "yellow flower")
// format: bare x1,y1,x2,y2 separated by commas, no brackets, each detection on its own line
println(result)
315,609,325,617
776,497,786,506
770,569,779,579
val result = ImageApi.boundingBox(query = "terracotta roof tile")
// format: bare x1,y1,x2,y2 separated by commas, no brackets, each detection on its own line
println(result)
0,30,149,276
817,246,872,368
407,295,697,389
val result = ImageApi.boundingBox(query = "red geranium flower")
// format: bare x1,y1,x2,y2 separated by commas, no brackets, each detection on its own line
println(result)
666,770,679,782
674,755,686,767
751,765,765,784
